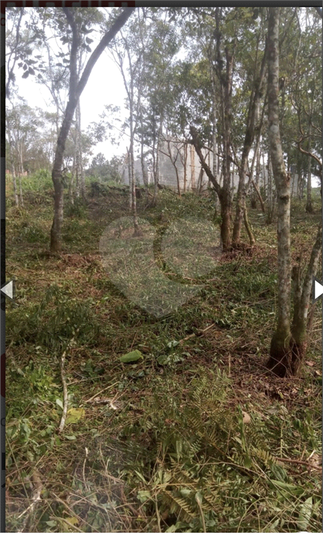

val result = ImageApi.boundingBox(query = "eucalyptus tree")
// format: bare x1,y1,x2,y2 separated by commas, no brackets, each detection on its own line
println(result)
287,8,322,211
134,9,180,205
174,7,265,249
8,7,135,250
180,7,235,250
266,7,321,378
6,101,45,205
230,8,268,246
109,14,147,233
44,7,135,252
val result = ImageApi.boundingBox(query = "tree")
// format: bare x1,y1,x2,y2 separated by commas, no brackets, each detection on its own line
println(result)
6,100,47,205
86,153,122,183
49,7,134,252
231,9,267,246
109,18,144,235
266,7,321,377
133,9,180,206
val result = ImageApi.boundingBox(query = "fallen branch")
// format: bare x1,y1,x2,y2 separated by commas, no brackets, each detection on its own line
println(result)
275,456,322,471
58,329,79,434
179,323,216,345
18,469,43,532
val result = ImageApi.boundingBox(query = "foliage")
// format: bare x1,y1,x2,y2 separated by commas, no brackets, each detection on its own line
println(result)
6,184,321,532
86,153,122,183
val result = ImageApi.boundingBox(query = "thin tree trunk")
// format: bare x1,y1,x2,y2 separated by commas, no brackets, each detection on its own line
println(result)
243,206,255,246
305,113,313,212
183,143,187,193
140,141,148,186
7,121,19,206
12,168,19,207
266,153,274,223
18,174,24,207
190,125,230,250
18,145,24,207
290,224,322,374
50,7,134,252
166,139,181,195
69,161,75,205
75,100,83,199
252,180,265,212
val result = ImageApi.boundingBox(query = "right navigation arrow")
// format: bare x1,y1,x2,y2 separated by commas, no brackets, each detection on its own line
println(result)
313,278,323,302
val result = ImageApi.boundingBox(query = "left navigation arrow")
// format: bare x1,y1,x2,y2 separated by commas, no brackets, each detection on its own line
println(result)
1,281,14,300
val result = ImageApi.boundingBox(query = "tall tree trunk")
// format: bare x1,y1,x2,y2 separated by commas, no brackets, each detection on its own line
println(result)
264,8,321,378
151,136,158,207
220,46,234,249
266,8,293,376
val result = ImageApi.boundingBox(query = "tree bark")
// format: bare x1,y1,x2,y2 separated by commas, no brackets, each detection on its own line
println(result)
264,8,321,377
266,8,293,377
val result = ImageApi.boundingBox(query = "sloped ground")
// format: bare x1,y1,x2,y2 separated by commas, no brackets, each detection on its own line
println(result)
6,184,322,532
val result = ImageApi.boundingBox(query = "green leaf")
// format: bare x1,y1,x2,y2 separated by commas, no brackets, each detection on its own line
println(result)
243,455,252,468
180,487,192,497
271,480,304,496
167,340,179,348
66,408,86,425
46,520,57,528
157,354,170,365
297,497,313,531
137,490,151,503
56,398,63,409
119,350,143,363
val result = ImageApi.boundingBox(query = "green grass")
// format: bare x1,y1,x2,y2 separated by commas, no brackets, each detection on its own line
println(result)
5,179,322,532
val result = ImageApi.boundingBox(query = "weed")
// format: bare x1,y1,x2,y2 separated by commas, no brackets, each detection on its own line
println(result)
6,185,322,532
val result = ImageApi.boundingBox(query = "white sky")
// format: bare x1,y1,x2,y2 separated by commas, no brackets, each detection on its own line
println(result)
15,34,128,161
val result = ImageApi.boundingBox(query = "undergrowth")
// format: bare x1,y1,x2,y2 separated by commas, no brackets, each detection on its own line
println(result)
6,179,322,532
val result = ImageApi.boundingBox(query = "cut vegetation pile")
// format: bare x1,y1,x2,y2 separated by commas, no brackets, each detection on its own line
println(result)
6,181,322,532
